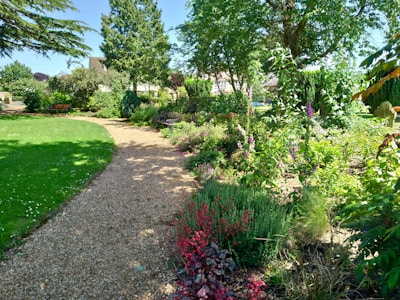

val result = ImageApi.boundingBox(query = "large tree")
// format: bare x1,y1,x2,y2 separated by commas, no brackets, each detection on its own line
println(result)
100,0,170,93
182,0,400,70
179,0,265,91
0,60,33,95
262,0,400,66
0,0,92,58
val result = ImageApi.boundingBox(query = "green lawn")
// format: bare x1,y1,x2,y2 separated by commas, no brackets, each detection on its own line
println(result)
0,115,114,253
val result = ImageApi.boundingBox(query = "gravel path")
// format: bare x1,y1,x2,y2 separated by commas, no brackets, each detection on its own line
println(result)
0,117,197,300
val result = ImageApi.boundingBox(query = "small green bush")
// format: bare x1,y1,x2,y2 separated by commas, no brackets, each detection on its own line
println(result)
292,187,330,245
51,92,71,104
167,122,226,152
185,150,226,171
120,90,144,118
130,103,159,126
90,91,120,118
23,89,42,112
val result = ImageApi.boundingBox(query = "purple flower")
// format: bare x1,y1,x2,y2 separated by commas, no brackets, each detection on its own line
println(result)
289,147,297,160
247,87,252,100
249,134,254,144
237,141,243,150
249,134,255,151
306,101,313,118
244,151,249,158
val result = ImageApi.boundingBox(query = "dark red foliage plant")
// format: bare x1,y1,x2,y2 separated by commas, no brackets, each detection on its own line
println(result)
171,193,267,299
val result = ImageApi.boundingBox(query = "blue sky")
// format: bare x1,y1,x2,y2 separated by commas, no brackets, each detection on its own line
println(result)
0,0,188,76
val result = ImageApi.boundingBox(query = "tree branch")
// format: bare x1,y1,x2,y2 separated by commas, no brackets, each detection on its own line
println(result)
355,0,367,18
265,0,279,10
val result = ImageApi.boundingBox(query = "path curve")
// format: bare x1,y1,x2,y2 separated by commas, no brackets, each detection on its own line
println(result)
0,117,197,299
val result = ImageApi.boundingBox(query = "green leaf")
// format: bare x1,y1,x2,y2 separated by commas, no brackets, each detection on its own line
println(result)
394,178,400,192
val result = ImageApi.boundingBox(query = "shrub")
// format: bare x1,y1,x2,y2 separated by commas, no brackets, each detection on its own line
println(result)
211,92,248,115
167,122,226,153
130,103,159,126
186,150,226,171
90,91,121,118
177,181,293,266
51,91,71,104
184,78,213,98
23,89,43,112
185,150,226,182
340,141,400,297
183,96,217,114
120,90,143,118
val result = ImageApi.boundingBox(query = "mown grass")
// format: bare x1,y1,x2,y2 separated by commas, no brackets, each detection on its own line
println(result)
0,115,114,253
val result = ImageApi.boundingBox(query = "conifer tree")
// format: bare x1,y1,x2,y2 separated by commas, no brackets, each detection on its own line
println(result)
100,0,170,92
0,0,92,58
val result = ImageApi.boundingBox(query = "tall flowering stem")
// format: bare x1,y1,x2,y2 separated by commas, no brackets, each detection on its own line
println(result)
247,87,252,137
306,100,313,119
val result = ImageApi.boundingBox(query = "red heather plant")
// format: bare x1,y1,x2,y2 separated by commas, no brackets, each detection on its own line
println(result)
176,197,252,249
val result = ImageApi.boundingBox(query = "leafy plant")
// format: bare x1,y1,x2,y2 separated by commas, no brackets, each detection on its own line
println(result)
120,90,144,118
354,33,400,102
23,89,43,112
184,78,213,98
51,92,71,104
340,141,400,297
179,181,292,266
173,234,267,299
167,122,226,153
173,237,236,299
185,150,226,171
130,103,159,126
211,92,248,115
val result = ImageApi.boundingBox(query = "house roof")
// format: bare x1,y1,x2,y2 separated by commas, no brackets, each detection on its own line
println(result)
89,57,106,72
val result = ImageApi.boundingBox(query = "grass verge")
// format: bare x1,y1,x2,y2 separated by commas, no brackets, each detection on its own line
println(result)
0,115,114,254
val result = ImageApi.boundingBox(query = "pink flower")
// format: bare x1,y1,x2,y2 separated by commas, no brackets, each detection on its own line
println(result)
196,287,207,297
247,87,252,100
